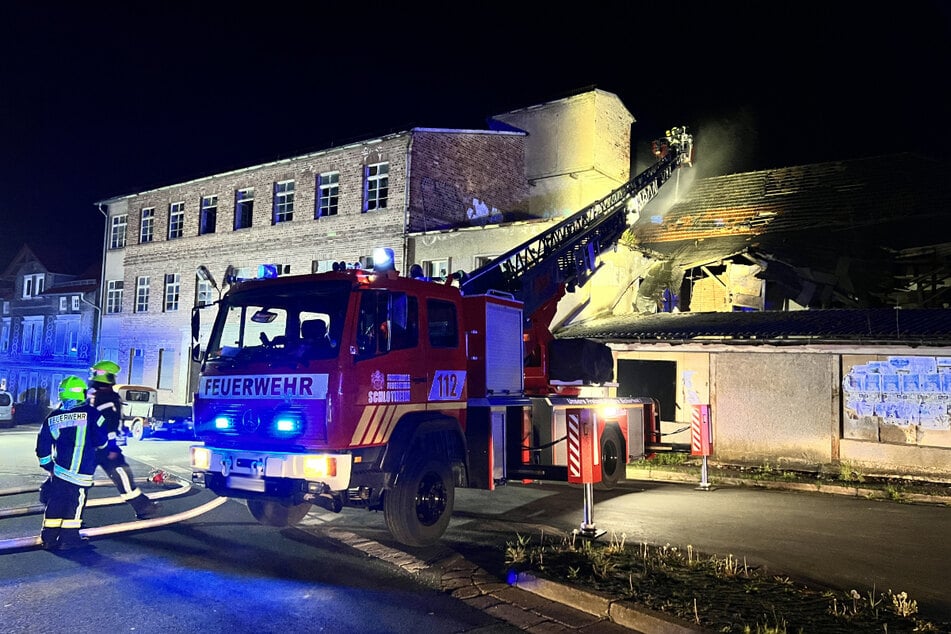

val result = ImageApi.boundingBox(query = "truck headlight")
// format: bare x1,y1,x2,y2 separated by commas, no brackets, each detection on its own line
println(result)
303,455,336,479
192,446,212,470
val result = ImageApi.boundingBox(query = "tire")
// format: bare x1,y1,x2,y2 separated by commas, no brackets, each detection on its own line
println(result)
130,419,150,441
247,499,312,527
384,458,454,547
596,426,626,491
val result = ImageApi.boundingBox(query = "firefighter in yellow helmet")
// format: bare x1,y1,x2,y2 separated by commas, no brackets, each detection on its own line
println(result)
89,360,160,519
35,376,109,550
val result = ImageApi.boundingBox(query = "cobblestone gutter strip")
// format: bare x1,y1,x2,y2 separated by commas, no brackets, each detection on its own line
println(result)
515,572,704,634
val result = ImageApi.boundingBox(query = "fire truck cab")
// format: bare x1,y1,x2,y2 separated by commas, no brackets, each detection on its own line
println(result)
192,255,497,545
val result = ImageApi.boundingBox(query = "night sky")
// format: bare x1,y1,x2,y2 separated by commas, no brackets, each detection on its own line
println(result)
2,2,949,272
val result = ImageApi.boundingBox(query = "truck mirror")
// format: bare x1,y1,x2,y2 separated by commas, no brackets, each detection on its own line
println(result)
192,343,201,362
191,307,200,341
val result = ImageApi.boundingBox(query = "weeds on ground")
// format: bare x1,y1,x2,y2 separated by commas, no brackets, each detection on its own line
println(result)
504,531,945,633
883,484,906,502
838,461,865,483
632,452,689,467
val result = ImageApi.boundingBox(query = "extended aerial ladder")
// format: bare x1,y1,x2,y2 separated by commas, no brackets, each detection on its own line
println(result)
459,126,694,393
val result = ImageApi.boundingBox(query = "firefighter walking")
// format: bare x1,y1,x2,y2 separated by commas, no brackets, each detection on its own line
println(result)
89,360,159,519
36,376,108,550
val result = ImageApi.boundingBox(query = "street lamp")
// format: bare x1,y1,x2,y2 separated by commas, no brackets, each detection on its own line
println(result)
196,265,221,301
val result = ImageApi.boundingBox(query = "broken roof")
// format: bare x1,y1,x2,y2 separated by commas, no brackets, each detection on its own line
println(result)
631,153,951,309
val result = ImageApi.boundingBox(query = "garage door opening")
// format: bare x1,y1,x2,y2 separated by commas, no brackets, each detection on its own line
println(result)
617,359,677,422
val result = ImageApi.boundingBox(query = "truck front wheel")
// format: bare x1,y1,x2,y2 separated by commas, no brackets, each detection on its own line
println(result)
247,499,312,527
384,458,454,547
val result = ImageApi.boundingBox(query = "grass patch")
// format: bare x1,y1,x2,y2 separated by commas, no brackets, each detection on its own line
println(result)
505,530,945,633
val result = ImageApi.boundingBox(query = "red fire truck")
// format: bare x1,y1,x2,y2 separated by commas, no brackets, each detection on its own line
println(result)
189,127,693,546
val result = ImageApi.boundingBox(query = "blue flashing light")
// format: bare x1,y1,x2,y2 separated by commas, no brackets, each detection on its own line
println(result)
275,418,297,432
257,264,279,279
214,417,231,429
372,247,395,273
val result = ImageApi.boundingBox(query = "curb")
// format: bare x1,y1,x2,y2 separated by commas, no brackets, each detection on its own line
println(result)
515,572,704,633
626,468,951,506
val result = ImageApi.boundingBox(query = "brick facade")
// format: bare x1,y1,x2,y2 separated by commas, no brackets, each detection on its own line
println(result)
406,130,529,232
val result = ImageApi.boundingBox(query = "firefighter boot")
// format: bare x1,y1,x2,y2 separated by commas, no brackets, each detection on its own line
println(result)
40,527,61,551
131,495,160,519
57,529,92,551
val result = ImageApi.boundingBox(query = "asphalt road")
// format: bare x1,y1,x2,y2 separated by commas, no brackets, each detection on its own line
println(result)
3,424,951,630
0,427,528,634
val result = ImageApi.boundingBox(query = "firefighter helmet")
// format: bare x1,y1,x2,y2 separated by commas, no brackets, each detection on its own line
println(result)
90,360,121,385
59,376,88,403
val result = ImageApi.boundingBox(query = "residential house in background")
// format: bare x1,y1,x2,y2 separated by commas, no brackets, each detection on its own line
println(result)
0,244,100,420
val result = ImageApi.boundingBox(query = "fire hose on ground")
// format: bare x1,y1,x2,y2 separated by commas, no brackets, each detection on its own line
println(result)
0,469,230,551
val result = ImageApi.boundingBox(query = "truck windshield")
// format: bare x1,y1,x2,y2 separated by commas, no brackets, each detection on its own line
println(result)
204,281,350,365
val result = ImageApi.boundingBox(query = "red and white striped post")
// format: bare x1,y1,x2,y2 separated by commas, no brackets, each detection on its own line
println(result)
566,408,604,539
690,404,713,490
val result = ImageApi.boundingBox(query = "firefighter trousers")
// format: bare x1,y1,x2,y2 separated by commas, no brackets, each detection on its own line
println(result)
97,451,157,518
41,477,90,550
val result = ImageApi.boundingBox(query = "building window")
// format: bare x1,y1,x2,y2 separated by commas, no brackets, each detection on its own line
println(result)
317,172,339,217
21,316,43,354
235,188,254,229
71,295,80,311
474,255,497,269
359,254,375,270
59,297,67,312
49,373,63,407
129,348,144,384
273,180,295,224
363,162,389,211
200,195,217,235
22,273,45,299
110,214,128,249
168,202,185,239
140,207,155,243
2,301,8,315
106,280,123,314
164,273,181,312
54,317,80,356
28,372,39,401
312,259,336,273
157,348,175,389
422,259,450,280
0,318,10,353
196,279,214,307
135,276,150,313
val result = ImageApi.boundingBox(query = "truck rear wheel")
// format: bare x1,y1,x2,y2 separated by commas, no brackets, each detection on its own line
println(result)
597,426,625,491
384,458,454,547
247,499,312,527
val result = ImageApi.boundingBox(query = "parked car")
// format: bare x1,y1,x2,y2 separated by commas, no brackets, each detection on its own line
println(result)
0,391,14,428
115,384,195,440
